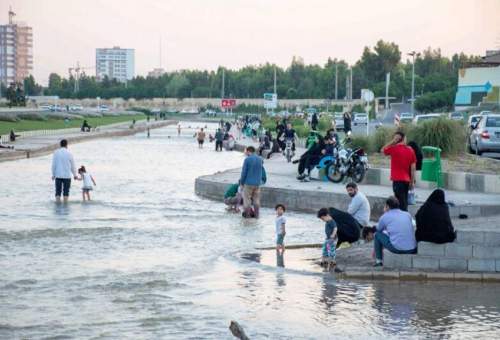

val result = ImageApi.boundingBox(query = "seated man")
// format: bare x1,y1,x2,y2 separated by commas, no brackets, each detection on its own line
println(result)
317,207,360,249
9,130,20,142
370,196,417,267
81,120,91,132
296,136,325,182
346,182,371,227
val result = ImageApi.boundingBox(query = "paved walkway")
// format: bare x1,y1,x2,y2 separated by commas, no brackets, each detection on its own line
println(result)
0,119,176,162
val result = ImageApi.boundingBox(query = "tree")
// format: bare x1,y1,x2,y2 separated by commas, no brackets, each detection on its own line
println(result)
23,75,42,96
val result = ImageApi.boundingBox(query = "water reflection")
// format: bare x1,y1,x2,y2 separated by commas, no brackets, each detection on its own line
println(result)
276,250,284,267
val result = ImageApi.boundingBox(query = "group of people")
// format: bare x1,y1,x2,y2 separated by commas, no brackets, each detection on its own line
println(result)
195,119,236,151
51,139,96,203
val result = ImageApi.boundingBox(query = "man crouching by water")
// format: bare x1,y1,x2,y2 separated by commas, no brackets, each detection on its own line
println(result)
362,196,417,267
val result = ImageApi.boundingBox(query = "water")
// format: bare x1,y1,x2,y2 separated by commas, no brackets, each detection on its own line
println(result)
1,123,499,339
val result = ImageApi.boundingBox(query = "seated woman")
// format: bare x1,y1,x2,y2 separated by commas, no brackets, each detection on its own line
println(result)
415,189,456,244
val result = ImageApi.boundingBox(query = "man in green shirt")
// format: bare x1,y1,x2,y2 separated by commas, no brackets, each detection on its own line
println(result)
224,183,242,212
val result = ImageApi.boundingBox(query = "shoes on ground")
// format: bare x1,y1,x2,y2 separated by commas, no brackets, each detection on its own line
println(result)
373,262,383,267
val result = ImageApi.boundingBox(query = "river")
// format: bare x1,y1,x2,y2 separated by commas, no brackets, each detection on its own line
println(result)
1,123,499,339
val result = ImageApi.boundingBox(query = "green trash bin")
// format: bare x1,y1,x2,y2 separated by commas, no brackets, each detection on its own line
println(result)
421,146,443,187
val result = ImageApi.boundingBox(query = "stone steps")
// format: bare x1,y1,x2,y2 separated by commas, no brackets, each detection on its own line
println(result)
384,229,500,273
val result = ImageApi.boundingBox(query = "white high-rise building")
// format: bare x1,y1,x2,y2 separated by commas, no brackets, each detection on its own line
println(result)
96,46,134,82
0,8,33,85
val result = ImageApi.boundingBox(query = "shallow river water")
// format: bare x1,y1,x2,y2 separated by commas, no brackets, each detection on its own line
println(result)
1,123,499,339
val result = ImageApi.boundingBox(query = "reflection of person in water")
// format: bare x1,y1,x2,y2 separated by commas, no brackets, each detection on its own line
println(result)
276,250,284,268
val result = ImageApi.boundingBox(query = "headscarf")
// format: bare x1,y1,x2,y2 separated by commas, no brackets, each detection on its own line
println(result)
426,189,445,205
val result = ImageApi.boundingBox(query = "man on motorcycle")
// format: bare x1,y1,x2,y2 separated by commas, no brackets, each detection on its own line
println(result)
282,122,297,153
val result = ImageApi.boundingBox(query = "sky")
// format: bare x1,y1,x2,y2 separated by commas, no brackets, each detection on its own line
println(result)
1,0,499,85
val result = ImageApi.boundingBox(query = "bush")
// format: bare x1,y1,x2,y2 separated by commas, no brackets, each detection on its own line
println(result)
17,112,47,121
372,126,396,152
349,135,372,153
294,125,310,138
317,115,331,131
406,118,466,155
291,118,306,128
0,113,19,122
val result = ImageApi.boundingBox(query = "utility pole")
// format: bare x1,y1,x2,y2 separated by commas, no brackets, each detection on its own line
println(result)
408,51,419,114
273,66,277,94
349,67,353,100
221,68,225,99
334,63,338,100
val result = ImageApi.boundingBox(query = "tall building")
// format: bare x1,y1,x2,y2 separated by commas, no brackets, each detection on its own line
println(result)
0,8,33,85
147,68,166,78
96,46,134,82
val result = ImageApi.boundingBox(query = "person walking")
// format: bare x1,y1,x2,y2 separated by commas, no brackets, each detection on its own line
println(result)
311,112,319,131
381,131,416,212
51,139,78,203
343,111,352,136
239,146,266,218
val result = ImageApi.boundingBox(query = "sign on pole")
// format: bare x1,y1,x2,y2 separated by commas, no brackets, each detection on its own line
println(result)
221,99,236,109
263,93,278,109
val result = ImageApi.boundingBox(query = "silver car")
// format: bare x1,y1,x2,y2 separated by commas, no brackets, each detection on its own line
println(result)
468,114,500,155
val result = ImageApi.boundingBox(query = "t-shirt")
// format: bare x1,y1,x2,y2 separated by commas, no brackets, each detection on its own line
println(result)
383,144,416,182
347,192,371,226
275,215,286,235
51,148,77,179
325,220,337,239
376,209,417,251
82,173,93,189
284,128,296,139
197,131,206,141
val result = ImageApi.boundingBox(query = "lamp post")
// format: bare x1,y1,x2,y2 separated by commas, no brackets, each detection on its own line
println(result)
408,51,420,114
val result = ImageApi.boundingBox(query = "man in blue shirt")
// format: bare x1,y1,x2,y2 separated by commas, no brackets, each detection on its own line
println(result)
240,146,266,218
373,196,417,267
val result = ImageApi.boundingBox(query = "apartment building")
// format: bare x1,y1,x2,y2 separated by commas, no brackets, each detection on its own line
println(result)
96,47,134,82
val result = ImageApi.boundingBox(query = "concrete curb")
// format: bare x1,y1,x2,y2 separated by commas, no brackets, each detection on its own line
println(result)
0,120,176,162
338,269,500,282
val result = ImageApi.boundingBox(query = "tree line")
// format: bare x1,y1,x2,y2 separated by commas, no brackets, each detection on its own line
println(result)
16,40,480,112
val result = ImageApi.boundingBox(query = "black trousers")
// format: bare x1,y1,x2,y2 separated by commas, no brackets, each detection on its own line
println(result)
393,181,410,212
215,141,223,151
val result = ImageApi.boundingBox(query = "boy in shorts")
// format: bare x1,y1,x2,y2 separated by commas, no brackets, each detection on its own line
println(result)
275,204,287,255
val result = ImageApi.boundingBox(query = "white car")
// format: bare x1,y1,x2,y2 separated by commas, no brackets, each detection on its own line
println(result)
399,112,414,124
39,105,52,111
98,105,109,112
353,113,368,125
70,104,83,111
449,112,464,121
334,113,344,131
479,111,492,116
413,113,442,124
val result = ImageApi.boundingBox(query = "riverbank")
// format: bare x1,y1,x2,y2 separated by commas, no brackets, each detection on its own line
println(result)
0,119,177,162
195,138,500,281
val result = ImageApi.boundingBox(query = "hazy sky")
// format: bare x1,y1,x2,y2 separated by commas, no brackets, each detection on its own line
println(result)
1,0,499,84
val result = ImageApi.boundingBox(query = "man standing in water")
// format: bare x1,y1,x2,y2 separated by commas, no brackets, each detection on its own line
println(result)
51,139,78,203
240,146,266,218
196,128,206,149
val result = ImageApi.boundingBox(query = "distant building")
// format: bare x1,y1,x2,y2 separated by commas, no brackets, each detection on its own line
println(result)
454,50,500,109
0,8,33,86
147,68,166,78
96,46,134,82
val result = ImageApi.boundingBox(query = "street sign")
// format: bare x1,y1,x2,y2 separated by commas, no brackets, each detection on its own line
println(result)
221,99,236,108
264,93,277,109
361,89,374,102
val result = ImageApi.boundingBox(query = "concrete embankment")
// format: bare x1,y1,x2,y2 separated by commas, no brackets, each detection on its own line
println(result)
0,120,176,162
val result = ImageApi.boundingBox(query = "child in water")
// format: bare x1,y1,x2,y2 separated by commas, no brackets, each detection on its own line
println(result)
275,204,287,255
78,166,96,201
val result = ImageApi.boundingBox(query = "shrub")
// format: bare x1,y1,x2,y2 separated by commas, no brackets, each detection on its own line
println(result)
262,119,276,132
372,126,396,152
294,125,310,138
317,115,331,131
291,118,306,128
0,113,19,122
17,112,47,121
349,135,372,153
406,118,466,156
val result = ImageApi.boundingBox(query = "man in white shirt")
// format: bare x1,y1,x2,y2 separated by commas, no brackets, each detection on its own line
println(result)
346,182,371,227
51,139,77,203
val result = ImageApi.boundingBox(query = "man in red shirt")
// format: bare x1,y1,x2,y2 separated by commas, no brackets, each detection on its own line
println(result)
381,131,416,211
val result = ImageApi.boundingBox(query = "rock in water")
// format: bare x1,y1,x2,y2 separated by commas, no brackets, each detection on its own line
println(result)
229,320,249,340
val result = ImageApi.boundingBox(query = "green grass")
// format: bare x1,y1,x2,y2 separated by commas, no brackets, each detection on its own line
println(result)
0,114,146,135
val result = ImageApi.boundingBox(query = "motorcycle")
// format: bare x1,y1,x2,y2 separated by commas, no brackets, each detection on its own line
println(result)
283,138,294,163
326,145,369,183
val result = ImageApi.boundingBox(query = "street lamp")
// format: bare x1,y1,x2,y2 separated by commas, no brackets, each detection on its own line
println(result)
408,51,420,114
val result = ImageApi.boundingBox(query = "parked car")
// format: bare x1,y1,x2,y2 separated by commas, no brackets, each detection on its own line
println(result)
70,104,83,111
413,113,442,124
467,114,482,130
353,113,368,125
39,104,52,111
479,111,492,115
448,112,464,121
399,112,414,124
334,112,344,131
98,105,109,112
468,113,500,155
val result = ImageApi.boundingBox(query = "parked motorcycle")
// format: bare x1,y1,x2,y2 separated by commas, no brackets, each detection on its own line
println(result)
325,145,368,183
